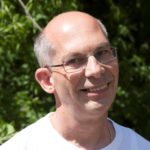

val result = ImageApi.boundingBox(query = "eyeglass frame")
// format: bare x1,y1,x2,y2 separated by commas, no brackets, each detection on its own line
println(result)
45,46,117,73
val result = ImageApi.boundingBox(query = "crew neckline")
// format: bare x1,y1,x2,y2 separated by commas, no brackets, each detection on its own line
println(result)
43,113,122,150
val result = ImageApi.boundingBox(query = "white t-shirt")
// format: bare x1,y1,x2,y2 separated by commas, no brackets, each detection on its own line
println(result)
1,113,150,150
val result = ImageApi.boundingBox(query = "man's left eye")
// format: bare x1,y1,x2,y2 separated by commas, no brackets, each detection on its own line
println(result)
95,50,110,57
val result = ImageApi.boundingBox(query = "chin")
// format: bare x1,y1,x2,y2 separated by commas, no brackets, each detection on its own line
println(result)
85,98,112,113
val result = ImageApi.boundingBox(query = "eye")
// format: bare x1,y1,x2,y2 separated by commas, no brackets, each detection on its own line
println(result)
65,57,86,67
95,49,110,58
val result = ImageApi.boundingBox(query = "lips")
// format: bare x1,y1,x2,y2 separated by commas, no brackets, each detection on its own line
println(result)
80,83,109,93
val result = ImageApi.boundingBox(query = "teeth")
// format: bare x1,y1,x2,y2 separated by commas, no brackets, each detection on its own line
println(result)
88,84,107,92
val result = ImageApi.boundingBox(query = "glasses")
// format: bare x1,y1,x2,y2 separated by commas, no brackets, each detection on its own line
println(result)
45,46,117,73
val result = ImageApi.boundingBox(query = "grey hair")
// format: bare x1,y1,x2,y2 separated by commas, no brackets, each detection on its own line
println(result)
96,19,108,37
34,19,108,67
34,32,53,67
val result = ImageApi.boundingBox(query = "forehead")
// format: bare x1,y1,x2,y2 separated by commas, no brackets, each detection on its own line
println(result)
53,29,108,62
44,12,109,62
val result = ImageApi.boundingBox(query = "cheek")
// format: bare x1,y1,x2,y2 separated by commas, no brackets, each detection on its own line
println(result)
111,60,119,79
69,72,83,85
52,75,69,96
110,61,119,91
52,73,82,101
114,64,119,84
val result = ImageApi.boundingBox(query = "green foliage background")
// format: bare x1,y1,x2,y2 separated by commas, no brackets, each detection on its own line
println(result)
0,0,150,144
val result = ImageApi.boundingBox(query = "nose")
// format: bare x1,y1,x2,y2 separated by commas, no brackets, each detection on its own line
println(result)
85,56,105,78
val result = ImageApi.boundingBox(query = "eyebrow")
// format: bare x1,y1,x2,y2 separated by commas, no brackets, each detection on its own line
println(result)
96,42,111,49
62,53,85,61
62,42,111,60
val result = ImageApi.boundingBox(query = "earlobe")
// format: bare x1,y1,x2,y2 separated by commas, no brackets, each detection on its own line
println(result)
35,68,55,94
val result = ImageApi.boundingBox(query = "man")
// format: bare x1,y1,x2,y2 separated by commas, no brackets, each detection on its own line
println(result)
1,11,150,150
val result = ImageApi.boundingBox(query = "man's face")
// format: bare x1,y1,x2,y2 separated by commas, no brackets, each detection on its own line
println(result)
46,15,119,117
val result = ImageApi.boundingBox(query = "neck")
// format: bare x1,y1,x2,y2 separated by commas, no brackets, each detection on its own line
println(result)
50,109,114,150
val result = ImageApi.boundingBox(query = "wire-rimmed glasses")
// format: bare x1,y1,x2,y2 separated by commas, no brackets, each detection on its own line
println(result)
45,46,117,73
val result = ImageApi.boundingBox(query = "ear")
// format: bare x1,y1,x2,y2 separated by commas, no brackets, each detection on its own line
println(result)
35,68,55,94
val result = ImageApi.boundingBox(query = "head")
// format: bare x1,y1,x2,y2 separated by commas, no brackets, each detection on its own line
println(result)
34,11,119,119
34,17,108,68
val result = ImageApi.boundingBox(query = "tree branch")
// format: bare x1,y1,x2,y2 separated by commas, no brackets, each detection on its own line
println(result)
18,0,42,31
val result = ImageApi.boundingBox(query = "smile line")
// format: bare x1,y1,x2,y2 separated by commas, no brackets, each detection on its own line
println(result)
80,83,109,92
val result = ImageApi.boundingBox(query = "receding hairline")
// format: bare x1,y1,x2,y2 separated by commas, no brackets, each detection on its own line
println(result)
44,11,108,38
34,12,108,67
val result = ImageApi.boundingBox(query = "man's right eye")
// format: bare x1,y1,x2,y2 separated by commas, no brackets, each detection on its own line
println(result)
65,57,85,66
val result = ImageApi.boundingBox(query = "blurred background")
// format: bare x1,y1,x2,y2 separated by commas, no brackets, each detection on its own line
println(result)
0,0,150,144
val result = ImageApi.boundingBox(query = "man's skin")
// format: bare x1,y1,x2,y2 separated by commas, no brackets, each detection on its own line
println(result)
35,11,119,150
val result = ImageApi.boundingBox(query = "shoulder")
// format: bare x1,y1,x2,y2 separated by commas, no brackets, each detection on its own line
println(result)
0,113,52,150
111,119,150,149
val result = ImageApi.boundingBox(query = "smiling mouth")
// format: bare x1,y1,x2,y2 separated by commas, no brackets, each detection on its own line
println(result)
80,83,109,93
